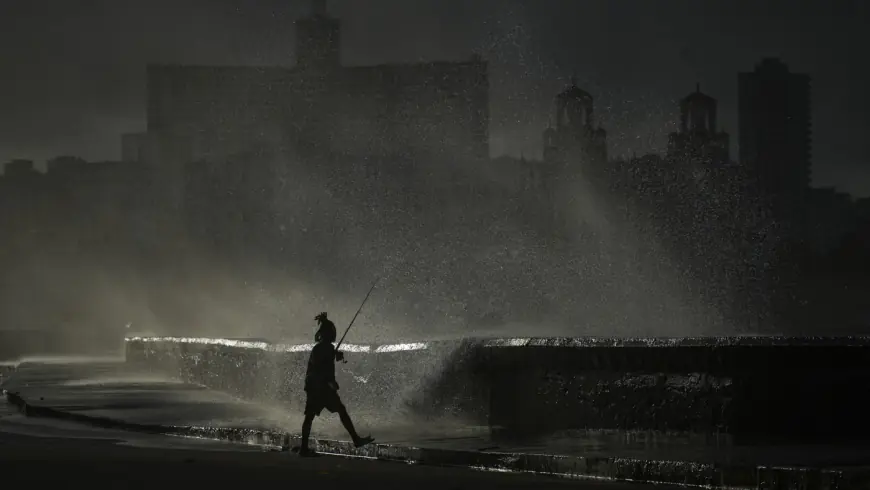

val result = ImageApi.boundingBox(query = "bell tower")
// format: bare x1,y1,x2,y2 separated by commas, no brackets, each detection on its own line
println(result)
667,83,730,165
542,77,608,167
681,83,718,134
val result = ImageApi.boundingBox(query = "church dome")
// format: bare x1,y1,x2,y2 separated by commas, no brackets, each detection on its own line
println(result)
682,83,715,104
557,84,593,102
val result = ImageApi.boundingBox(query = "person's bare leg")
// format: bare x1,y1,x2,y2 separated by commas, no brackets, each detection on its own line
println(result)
338,406,374,447
300,413,314,452
337,406,359,441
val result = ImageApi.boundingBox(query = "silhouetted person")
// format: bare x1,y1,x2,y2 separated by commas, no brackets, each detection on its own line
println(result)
297,312,374,457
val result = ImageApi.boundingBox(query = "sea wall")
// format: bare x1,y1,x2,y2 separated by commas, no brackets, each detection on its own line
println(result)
125,336,490,424
126,336,870,442
485,337,870,442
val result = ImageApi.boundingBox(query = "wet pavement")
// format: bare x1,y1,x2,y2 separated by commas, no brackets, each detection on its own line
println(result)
1,361,298,429
0,397,265,452
0,362,685,490
0,428,684,490
4,359,870,488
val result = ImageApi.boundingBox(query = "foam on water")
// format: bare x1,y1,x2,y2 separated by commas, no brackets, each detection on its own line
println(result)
126,336,350,352
61,375,191,387
125,336,436,353
4,355,126,368
127,334,870,351
374,342,428,353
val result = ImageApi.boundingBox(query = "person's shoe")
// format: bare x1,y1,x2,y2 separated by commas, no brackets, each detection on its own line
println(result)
354,435,375,448
297,447,320,458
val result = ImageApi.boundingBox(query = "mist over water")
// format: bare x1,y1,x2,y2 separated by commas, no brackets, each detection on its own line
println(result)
0,49,743,349
0,142,735,351
242,153,722,342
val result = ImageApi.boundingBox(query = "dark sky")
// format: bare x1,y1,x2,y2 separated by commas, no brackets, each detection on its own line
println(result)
1,0,869,195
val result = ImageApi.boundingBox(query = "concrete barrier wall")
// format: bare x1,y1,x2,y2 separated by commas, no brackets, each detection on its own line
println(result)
484,337,870,442
126,336,870,443
125,337,491,425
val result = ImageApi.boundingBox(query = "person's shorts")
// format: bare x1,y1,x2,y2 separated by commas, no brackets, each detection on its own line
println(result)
304,387,344,417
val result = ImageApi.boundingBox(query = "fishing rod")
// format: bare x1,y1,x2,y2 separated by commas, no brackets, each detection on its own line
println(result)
335,276,380,361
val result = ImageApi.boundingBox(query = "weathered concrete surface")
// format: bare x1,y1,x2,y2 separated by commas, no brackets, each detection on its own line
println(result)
482,336,870,441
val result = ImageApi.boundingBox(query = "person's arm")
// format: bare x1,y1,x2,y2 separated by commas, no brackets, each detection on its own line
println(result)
314,344,339,388
325,345,338,385
324,345,338,391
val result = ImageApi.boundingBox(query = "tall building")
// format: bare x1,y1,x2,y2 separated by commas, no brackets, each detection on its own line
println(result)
121,0,491,258
738,58,812,201
667,84,729,166
131,0,489,198
541,77,607,169
1,159,39,179
738,58,813,330
538,78,608,237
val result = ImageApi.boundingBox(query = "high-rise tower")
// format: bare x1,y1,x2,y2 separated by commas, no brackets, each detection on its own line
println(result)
738,58,812,200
